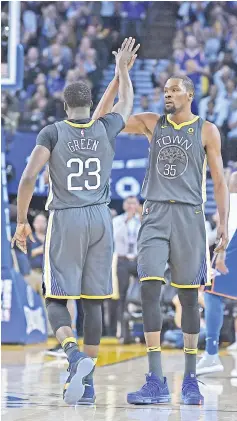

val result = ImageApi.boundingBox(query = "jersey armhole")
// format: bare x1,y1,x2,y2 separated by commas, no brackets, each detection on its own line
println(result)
98,119,116,152
51,123,59,152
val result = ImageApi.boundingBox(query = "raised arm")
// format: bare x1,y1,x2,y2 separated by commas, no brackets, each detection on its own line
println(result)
92,38,137,120
203,121,229,253
111,39,136,123
92,76,119,120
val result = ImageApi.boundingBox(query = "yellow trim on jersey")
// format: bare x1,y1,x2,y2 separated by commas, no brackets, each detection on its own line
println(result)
202,203,212,285
170,282,200,288
64,119,95,128
140,277,166,283
44,211,54,296
167,115,199,130
45,172,53,211
201,155,207,203
80,294,113,299
44,294,113,299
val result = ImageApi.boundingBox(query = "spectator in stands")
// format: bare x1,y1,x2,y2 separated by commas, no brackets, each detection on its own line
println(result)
39,4,58,49
43,42,73,73
151,70,170,90
1,92,20,132
58,21,77,52
175,35,210,101
150,87,164,114
120,1,147,39
203,27,221,65
205,101,217,124
101,1,121,32
44,90,65,124
24,47,44,89
47,68,65,95
214,65,235,98
112,196,141,342
134,94,150,114
21,2,37,48
199,84,229,129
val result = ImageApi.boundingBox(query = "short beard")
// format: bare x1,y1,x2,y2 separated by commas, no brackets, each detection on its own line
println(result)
165,105,176,114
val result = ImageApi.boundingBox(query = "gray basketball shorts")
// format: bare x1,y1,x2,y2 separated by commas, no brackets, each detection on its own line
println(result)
137,201,212,288
42,204,113,299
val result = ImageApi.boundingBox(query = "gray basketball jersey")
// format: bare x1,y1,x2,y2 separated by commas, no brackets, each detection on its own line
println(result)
142,115,207,205
36,114,124,210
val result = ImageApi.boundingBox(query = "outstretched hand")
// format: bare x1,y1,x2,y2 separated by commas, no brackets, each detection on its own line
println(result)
113,37,140,76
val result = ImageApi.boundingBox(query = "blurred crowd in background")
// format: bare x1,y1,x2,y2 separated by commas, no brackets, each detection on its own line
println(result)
2,1,237,167
2,1,237,350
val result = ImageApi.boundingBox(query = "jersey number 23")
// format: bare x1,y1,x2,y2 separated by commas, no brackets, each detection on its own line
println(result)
67,158,101,191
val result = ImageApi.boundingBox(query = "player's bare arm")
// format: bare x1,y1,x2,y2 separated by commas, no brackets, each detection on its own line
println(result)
110,37,138,123
203,121,229,253
11,145,50,253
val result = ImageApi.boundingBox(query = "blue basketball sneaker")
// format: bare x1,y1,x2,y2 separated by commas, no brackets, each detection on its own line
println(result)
181,373,204,405
63,352,95,405
127,373,171,405
77,377,96,405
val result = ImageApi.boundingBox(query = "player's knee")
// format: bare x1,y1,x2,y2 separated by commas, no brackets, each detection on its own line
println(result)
178,289,200,334
45,298,71,335
82,299,103,345
178,288,198,307
141,280,163,332
141,280,162,303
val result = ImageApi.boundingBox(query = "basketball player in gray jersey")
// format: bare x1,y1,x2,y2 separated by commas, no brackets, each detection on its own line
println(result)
12,38,140,406
94,56,229,405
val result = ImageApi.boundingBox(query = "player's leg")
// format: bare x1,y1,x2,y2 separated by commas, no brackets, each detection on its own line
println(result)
170,203,208,405
197,292,224,375
77,298,103,405
78,204,114,404
127,202,171,405
45,297,94,405
117,257,130,340
43,209,95,405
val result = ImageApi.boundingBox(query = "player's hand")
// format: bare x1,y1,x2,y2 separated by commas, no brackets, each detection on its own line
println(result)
11,222,35,254
215,252,229,275
214,224,228,254
113,37,140,76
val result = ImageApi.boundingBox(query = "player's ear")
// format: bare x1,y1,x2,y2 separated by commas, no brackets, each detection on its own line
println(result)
64,102,68,111
90,100,93,109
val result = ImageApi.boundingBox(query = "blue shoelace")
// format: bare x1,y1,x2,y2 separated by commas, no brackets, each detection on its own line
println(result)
140,375,162,396
182,378,204,395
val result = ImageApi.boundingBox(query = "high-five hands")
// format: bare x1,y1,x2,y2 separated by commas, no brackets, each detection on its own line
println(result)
113,37,140,76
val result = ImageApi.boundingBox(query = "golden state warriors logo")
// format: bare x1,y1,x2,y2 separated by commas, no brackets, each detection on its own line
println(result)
187,127,194,134
156,135,192,179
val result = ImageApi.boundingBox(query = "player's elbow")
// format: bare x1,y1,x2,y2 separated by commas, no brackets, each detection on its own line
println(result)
213,176,228,193
21,171,37,185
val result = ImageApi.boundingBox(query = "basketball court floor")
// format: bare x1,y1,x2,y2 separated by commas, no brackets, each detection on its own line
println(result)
2,341,237,421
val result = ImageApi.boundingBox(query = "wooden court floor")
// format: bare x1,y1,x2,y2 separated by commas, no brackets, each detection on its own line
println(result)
2,342,237,421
